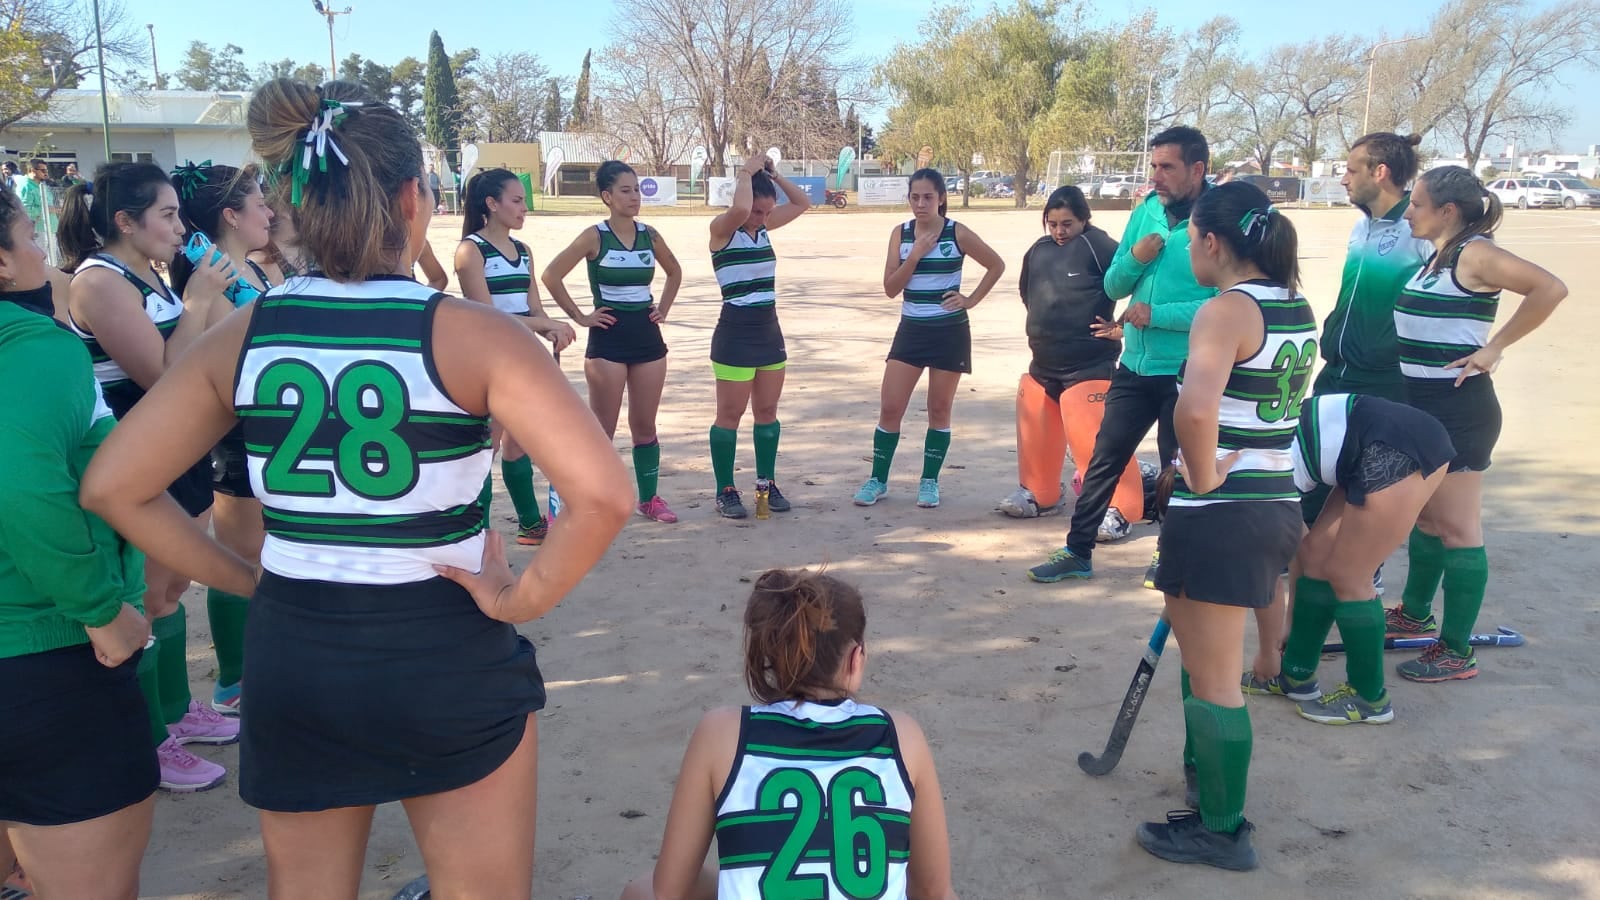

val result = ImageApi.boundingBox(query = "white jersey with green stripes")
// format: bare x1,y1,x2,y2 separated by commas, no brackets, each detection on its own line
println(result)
1170,280,1317,507
1394,236,1500,380
714,698,913,900
587,220,656,311
1292,393,1355,492
713,227,777,308
464,233,531,314
66,253,183,392
898,218,965,323
233,275,493,585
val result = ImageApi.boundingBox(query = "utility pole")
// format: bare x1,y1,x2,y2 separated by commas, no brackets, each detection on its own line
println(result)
311,1,353,77
92,0,111,161
146,24,160,89
1139,71,1155,176
1362,36,1421,134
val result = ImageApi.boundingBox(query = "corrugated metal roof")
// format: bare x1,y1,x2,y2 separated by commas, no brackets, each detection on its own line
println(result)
536,132,623,165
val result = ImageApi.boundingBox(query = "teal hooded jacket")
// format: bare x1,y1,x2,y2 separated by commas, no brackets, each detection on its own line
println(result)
1102,190,1217,376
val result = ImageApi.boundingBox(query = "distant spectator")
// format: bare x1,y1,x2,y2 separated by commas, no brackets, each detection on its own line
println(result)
428,165,443,213
18,160,50,240
62,162,85,187
2,161,20,194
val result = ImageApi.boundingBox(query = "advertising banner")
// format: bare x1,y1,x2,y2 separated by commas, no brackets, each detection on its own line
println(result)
859,176,909,206
1304,177,1349,205
638,175,678,206
1242,175,1303,203
778,177,827,205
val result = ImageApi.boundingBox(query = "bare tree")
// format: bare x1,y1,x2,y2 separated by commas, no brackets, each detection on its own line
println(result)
596,46,696,174
1429,0,1600,167
608,0,859,170
1166,17,1240,133
0,0,146,131
1267,36,1363,166
462,51,549,143
1225,62,1296,173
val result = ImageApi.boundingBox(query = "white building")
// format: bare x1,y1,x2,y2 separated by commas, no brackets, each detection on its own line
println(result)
1,89,253,173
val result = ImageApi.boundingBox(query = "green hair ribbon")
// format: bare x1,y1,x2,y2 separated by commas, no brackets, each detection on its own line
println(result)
170,160,212,199
287,98,363,207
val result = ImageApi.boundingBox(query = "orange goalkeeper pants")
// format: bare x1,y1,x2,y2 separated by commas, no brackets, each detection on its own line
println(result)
1015,373,1144,519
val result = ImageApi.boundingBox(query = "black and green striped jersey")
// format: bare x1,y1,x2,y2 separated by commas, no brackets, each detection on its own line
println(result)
713,227,777,308
586,221,656,312
898,218,965,324
1172,280,1317,506
464,233,531,314
233,274,492,584
715,699,914,899
1395,236,1499,380
65,253,184,417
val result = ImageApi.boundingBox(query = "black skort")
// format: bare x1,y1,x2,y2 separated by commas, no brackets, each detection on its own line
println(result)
586,307,667,364
0,644,157,825
1405,374,1500,473
211,426,254,498
710,304,786,368
1340,395,1456,505
887,317,971,374
240,573,547,813
1155,501,1302,608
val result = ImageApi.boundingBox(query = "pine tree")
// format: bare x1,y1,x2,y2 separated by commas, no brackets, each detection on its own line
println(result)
423,31,462,166
542,78,564,133
570,49,592,129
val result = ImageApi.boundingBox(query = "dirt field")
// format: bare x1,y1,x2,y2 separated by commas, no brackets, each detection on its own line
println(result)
140,201,1600,899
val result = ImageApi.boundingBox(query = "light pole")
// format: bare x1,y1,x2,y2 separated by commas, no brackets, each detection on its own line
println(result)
1362,36,1421,134
92,0,111,161
1139,71,1155,176
311,1,352,77
146,24,160,89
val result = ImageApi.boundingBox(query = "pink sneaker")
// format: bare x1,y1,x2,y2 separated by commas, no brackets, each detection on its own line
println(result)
637,495,678,523
168,700,240,746
156,736,226,792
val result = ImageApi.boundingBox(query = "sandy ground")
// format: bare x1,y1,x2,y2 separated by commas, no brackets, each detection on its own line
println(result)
137,200,1600,899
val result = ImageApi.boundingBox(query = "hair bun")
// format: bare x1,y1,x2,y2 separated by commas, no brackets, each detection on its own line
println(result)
1406,133,1423,146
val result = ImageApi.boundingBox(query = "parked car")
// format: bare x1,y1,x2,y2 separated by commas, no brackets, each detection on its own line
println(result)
1098,174,1143,199
1074,174,1109,194
1132,180,1155,203
1534,176,1600,209
1485,177,1562,209
969,171,1005,192
945,175,966,193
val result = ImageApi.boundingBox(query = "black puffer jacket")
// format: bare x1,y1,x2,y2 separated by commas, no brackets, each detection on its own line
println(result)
1018,224,1122,386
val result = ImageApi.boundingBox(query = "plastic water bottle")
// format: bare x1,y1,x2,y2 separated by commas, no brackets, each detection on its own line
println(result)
547,486,562,520
755,482,770,519
183,232,259,307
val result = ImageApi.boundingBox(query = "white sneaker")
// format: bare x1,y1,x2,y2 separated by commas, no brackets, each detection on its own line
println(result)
1096,508,1132,542
998,485,1063,518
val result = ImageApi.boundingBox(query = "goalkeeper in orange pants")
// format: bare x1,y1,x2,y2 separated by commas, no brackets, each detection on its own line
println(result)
1000,186,1145,535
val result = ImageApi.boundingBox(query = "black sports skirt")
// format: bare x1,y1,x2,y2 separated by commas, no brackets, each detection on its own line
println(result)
240,572,546,812
586,307,667,364
107,383,216,516
1405,375,1500,473
1155,501,1301,608
0,644,157,825
710,304,786,368
887,317,971,374
210,426,254,498
1340,395,1456,505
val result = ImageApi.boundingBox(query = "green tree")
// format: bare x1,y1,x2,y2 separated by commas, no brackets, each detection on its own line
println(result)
256,58,297,83
391,56,426,132
571,49,593,129
878,7,988,205
175,41,251,91
542,77,566,132
339,53,365,83
0,0,146,131
424,31,463,164
292,62,327,85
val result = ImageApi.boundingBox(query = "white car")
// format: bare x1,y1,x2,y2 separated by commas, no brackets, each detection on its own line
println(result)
1485,177,1562,209
1534,176,1600,209
1097,174,1142,199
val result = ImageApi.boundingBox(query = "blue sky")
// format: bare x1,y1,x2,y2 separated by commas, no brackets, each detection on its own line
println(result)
126,0,1598,152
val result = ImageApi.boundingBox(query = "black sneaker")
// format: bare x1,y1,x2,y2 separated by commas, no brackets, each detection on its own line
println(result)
1183,763,1199,809
1136,810,1258,871
758,480,791,512
716,487,748,519
1026,548,1092,582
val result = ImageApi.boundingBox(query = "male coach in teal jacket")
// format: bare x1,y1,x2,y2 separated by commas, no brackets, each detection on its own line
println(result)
1030,125,1216,582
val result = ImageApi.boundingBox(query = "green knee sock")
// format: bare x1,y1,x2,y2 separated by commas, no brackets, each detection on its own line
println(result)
753,420,780,482
1184,698,1253,833
1440,546,1488,655
1401,527,1446,620
152,605,191,725
632,440,661,501
1180,667,1195,769
206,588,249,689
1335,598,1387,702
500,456,543,528
136,644,167,748
709,426,738,492
871,428,900,483
478,473,494,527
921,428,951,480
1281,577,1338,682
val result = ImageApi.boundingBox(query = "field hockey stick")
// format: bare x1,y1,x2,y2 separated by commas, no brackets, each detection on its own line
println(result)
1079,617,1171,777
1322,626,1524,653
391,875,430,900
